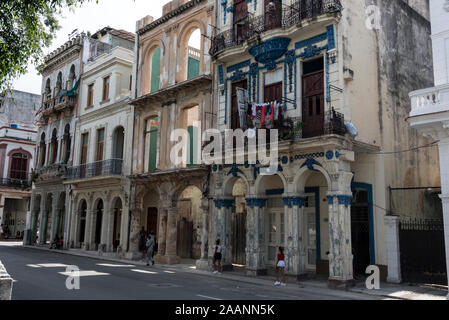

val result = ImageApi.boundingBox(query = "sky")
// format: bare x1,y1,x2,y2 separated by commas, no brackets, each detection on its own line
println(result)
12,0,171,95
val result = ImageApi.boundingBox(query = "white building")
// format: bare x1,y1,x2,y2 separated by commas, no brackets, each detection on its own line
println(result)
0,90,39,238
65,27,135,255
408,0,449,297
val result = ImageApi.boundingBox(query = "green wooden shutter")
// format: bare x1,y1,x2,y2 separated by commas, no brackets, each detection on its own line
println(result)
187,125,198,166
187,57,200,80
148,117,158,172
150,47,161,93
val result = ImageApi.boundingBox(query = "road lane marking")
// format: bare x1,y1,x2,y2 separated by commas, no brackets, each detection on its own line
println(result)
164,270,175,274
96,263,136,267
59,270,110,277
131,269,158,274
197,294,222,300
27,264,42,268
37,263,69,268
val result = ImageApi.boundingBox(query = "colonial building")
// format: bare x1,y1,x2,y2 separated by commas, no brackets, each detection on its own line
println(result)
128,0,215,264
408,0,449,296
26,33,83,247
208,0,438,287
64,27,135,256
0,90,39,239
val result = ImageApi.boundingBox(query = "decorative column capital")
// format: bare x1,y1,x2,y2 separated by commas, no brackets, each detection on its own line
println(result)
246,198,267,208
327,193,352,207
214,198,233,209
283,196,306,208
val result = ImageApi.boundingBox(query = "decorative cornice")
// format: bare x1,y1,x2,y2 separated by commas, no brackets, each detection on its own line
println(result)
137,0,207,36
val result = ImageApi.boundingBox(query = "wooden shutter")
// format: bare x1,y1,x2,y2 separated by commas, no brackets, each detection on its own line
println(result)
150,48,161,93
96,129,104,161
102,76,110,101
148,118,158,172
231,80,248,130
87,84,94,107
81,133,88,164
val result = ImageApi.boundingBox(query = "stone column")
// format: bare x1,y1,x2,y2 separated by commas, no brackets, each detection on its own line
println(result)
50,194,60,242
156,209,168,257
213,198,233,271
327,193,354,288
245,198,267,276
99,201,111,253
39,210,48,245
83,209,94,251
284,195,307,278
163,207,181,264
126,208,142,258
29,209,39,245
384,215,401,283
439,195,449,299
196,197,210,270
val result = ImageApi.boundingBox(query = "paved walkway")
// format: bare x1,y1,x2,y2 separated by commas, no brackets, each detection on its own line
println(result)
16,242,449,300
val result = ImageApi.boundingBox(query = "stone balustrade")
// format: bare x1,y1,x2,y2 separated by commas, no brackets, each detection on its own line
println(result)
409,83,449,117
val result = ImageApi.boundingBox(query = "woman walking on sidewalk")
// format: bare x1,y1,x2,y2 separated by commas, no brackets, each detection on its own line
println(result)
213,239,222,274
274,246,286,286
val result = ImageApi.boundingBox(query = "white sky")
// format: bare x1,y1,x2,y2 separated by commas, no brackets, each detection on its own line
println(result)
12,0,171,95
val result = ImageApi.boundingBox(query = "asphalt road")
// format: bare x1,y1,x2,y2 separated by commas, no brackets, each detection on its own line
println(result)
0,242,382,300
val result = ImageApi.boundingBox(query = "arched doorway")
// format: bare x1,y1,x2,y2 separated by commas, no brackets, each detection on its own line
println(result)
177,185,202,259
50,128,58,164
231,178,247,266
112,197,122,251
39,133,46,167
44,193,53,244
256,174,285,267
186,28,201,80
94,199,103,249
78,200,87,247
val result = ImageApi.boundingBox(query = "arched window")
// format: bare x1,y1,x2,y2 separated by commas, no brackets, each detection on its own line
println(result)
39,133,46,167
186,29,201,80
183,106,199,166
50,128,58,164
10,153,28,180
62,124,71,164
44,79,51,104
150,47,161,93
68,65,76,90
112,126,125,160
55,72,62,97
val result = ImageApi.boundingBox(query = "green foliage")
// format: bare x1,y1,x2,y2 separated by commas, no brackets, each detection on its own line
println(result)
0,0,95,94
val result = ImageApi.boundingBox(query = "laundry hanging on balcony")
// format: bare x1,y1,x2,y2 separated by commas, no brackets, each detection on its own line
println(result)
249,101,283,129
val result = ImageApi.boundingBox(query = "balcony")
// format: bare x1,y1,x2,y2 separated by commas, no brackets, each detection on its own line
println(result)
210,0,342,57
66,159,123,181
0,177,32,190
42,95,76,116
35,163,68,182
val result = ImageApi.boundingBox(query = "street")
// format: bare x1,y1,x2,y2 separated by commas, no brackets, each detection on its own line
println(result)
0,242,383,300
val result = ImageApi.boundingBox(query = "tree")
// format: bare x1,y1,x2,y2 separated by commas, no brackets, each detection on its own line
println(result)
0,0,95,93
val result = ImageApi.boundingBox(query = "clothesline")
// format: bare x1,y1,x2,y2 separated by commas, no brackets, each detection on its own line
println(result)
239,100,285,130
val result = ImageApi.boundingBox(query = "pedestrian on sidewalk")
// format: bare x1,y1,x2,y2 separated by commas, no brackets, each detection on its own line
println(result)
213,239,222,274
146,231,155,266
275,246,286,287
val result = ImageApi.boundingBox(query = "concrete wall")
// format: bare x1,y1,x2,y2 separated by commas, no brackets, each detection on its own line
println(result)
0,90,40,130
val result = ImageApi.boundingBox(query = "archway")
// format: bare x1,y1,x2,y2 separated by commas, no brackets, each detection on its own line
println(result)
186,28,201,80
141,188,159,253
112,126,125,160
177,185,202,259
62,124,71,164
112,197,123,251
295,168,330,275
231,178,247,266
39,132,46,167
93,199,104,249
50,128,58,164
77,199,88,247
256,174,285,267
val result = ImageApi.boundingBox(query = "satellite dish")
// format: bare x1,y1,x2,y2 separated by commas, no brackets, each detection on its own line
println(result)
345,122,358,137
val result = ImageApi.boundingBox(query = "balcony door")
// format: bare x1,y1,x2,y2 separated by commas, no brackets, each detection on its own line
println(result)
95,128,104,176
264,0,282,30
231,79,248,130
10,153,28,180
233,0,248,44
302,58,324,138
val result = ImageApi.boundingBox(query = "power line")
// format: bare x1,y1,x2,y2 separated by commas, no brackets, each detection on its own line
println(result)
360,141,439,155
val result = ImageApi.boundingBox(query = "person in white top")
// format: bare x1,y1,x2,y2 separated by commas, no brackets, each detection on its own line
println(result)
213,239,222,274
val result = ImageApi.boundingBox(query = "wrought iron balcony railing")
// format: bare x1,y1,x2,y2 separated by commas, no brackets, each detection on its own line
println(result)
0,177,32,189
210,0,343,56
66,159,123,180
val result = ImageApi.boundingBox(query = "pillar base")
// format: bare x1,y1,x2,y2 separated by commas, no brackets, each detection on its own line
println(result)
328,278,356,290
245,268,267,276
196,258,210,270
154,254,181,265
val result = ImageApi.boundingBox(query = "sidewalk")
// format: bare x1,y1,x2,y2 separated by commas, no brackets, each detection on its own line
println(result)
20,243,449,300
